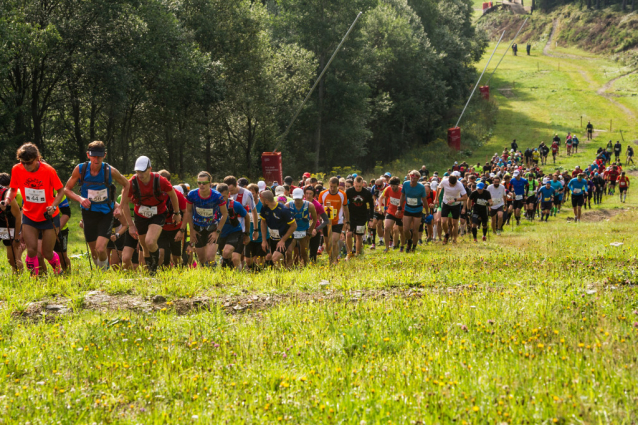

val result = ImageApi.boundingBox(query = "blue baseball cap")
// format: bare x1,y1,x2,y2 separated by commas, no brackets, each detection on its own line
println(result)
477,182,485,189
384,172,392,177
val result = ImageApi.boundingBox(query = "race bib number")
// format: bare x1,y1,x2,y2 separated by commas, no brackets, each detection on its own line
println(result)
293,230,306,239
24,188,46,204
0,228,14,240
88,188,108,202
515,195,523,200
493,197,502,204
573,188,582,194
443,195,456,205
544,197,551,202
196,207,215,217
269,228,281,239
406,197,418,206
356,225,365,233
138,205,158,218
326,207,336,220
477,199,488,206
389,197,400,206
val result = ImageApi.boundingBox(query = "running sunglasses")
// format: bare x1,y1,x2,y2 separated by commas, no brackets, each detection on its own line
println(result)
197,181,210,185
20,159,35,166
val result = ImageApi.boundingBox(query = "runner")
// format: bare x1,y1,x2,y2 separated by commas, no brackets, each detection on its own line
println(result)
244,184,271,270
436,175,465,244
627,145,634,165
369,178,386,249
217,183,250,269
565,133,573,156
378,177,404,252
567,173,588,222
224,175,259,249
487,176,506,235
550,175,564,215
259,189,297,268
157,176,187,267
64,141,130,270
0,182,22,272
614,141,622,163
509,171,528,225
551,139,559,164
121,156,182,276
304,186,329,262
318,177,349,264
572,134,580,153
524,173,538,220
618,171,630,203
106,206,128,269
398,170,429,251
345,176,374,257
287,188,317,266
537,179,555,222
54,192,72,272
468,182,492,242
586,121,593,140
183,171,228,268
117,193,141,270
5,143,65,275
606,165,619,196
592,173,604,205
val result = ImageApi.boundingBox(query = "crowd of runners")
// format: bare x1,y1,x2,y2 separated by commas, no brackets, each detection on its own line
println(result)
0,135,631,275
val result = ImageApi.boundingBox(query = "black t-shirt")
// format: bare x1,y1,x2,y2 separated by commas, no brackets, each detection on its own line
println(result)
614,143,622,153
345,187,374,222
419,169,430,178
470,190,492,215
483,164,492,173
587,124,593,131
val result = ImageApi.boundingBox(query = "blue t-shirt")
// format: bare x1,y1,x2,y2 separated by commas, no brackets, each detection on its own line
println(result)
510,177,528,196
220,199,247,238
568,178,588,196
550,181,563,199
288,200,311,232
186,188,225,227
259,202,295,240
401,182,426,214
538,186,555,202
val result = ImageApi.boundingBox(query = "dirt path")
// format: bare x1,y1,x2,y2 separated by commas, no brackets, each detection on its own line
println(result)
542,20,635,121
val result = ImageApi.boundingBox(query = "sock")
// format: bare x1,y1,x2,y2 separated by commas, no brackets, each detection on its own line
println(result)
371,229,376,245
26,255,39,276
471,227,477,239
144,257,151,269
96,258,109,271
482,227,488,237
47,252,62,274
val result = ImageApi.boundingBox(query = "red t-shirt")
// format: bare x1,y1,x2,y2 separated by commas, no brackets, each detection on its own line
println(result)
128,173,173,217
383,186,404,218
10,161,63,221
163,191,187,230
607,170,619,182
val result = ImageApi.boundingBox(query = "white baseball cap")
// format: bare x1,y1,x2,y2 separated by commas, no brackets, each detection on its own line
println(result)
258,181,266,191
173,185,184,194
452,171,461,177
134,156,151,172
430,181,438,191
275,186,285,195
513,171,520,176
292,188,304,199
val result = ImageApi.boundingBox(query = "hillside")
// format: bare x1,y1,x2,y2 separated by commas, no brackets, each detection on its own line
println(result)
478,5,638,65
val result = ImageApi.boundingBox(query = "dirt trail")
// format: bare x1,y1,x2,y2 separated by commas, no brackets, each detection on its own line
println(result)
543,20,635,120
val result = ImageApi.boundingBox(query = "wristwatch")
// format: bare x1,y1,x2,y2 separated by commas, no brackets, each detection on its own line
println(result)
115,232,120,239
215,229,221,234
178,228,186,234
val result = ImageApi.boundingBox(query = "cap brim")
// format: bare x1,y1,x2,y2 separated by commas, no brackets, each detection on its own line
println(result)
88,150,105,157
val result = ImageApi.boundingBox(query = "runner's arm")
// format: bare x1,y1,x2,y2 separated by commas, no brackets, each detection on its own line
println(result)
111,168,131,191
308,203,317,233
167,189,181,222
316,212,329,232
10,199,22,237
421,196,429,214
64,165,89,207
342,205,350,232
182,203,193,233
47,190,65,216
216,203,229,236
280,220,297,242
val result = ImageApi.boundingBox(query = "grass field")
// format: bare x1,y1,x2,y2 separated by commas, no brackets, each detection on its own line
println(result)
1,30,638,424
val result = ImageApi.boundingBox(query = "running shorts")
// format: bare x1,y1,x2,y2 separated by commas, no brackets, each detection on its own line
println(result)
82,210,114,243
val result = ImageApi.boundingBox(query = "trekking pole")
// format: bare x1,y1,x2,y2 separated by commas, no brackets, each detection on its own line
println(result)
272,11,363,153
80,219,93,271
456,30,505,128
44,211,69,272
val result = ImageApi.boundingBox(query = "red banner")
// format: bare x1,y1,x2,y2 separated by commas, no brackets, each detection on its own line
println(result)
261,152,283,185
479,86,490,100
447,127,461,151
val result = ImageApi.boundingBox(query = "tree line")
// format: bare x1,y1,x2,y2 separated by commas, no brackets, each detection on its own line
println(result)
0,0,487,179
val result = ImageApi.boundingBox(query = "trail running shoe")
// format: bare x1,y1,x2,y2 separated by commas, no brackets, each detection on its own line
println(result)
400,246,404,253
482,236,486,241
370,244,376,250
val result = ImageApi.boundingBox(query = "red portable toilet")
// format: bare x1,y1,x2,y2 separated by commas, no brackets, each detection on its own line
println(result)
261,152,283,185
488,1,493,7
447,127,461,151
479,86,490,100
482,2,489,10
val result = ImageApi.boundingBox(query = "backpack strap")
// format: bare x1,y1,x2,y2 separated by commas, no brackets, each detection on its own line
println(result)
78,161,90,185
153,174,162,200
131,176,141,204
